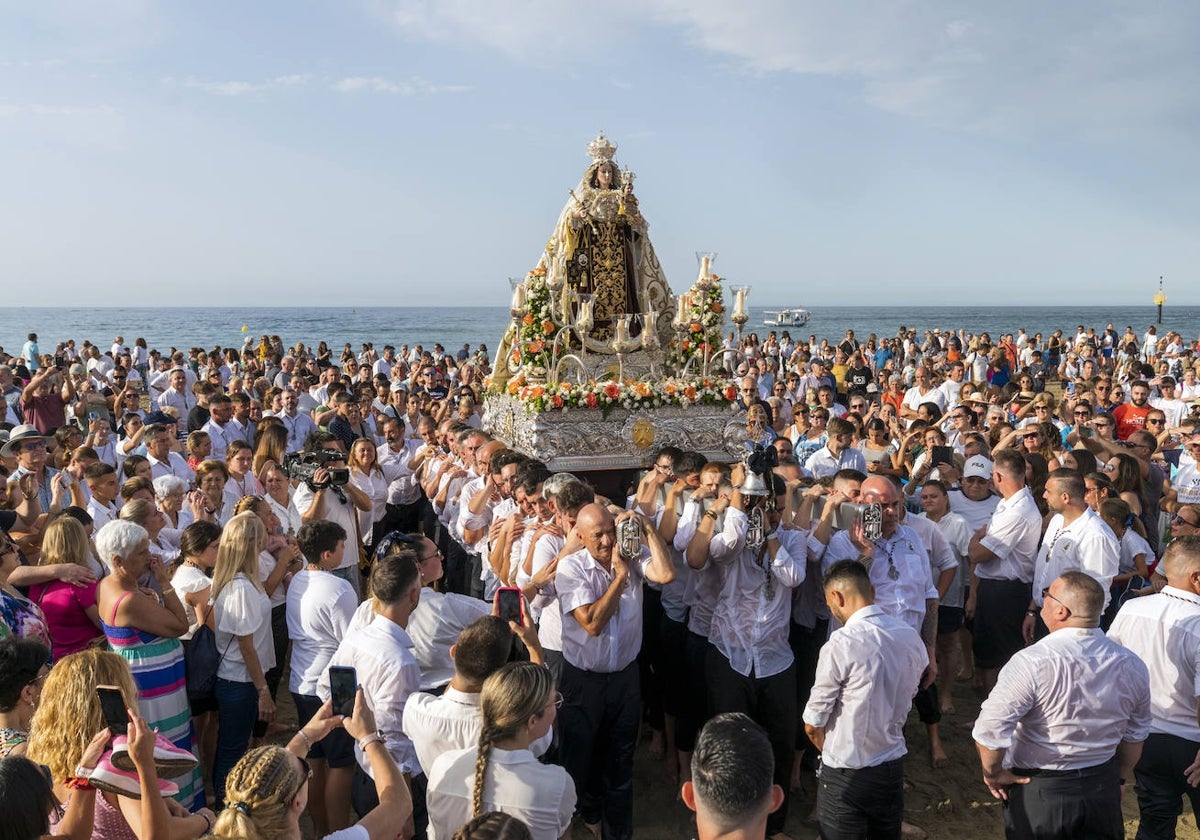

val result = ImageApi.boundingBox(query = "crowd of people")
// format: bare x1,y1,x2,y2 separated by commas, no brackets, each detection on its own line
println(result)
0,320,1197,840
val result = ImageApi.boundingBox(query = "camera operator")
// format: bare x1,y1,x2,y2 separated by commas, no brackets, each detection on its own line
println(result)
293,430,372,597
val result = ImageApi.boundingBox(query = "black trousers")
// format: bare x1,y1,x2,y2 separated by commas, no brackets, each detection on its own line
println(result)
1005,758,1123,840
706,646,796,836
818,757,905,840
973,578,1030,670
1134,732,1200,840
789,618,829,753
675,630,710,753
559,660,640,840
639,585,665,732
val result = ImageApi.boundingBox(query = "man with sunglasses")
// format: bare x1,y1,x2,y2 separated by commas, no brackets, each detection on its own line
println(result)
975,571,1150,840
1163,435,1200,514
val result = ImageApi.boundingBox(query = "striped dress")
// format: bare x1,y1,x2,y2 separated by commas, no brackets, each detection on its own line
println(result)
102,590,203,811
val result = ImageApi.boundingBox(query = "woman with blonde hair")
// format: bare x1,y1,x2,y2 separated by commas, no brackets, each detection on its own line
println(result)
426,662,575,840
28,516,103,661
210,512,274,803
212,691,409,840
94,519,201,810
119,498,178,566
27,648,213,839
232,496,302,743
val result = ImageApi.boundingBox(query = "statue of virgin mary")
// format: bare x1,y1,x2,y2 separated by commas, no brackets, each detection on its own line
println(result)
538,133,671,343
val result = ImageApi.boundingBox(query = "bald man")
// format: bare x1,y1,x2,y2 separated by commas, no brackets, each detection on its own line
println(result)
556,504,675,840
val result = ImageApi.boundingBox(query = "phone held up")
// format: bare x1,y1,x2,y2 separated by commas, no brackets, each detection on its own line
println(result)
97,685,129,735
328,666,357,718
495,586,525,625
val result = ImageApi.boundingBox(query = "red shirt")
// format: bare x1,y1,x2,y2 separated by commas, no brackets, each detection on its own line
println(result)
20,393,66,434
1111,403,1150,441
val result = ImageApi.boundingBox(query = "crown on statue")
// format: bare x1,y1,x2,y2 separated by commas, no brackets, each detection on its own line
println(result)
587,132,617,163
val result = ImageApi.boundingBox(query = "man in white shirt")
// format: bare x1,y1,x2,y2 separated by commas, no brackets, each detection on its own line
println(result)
145,424,195,484
683,713,784,840
287,520,356,836
1024,469,1119,642
1152,376,1187,429
967,450,1042,691
318,547,425,834
900,365,947,423
938,360,966,407
278,388,318,454
1108,535,1200,840
804,560,928,840
685,471,806,839
295,432,372,598
156,368,194,417
200,394,236,463
974,572,1151,839
376,416,424,535
804,416,867,479
557,504,675,840
84,462,122,530
403,615,550,777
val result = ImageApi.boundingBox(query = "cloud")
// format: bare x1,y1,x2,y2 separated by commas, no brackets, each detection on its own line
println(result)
0,103,117,118
332,75,470,95
383,0,1200,145
165,74,311,97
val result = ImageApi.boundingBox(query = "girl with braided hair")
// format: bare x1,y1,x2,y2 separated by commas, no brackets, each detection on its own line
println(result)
212,690,410,840
425,662,575,840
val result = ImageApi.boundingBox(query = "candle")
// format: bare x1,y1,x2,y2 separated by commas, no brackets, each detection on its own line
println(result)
734,288,746,317
700,255,710,280
512,284,526,311
676,295,687,322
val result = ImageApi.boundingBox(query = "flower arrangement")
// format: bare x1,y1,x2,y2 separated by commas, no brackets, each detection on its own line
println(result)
506,374,737,417
668,275,726,372
508,267,557,379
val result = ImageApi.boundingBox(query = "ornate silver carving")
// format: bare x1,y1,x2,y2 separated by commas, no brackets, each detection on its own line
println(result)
483,394,744,472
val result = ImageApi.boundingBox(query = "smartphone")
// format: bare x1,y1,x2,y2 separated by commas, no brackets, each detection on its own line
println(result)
97,685,128,735
328,666,357,718
496,587,524,625
931,446,954,467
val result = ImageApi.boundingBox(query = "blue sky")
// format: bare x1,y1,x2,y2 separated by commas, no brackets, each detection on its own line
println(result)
2,1,1197,307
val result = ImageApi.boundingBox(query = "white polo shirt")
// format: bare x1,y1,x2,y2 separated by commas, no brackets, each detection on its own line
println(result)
976,488,1041,583
557,546,651,673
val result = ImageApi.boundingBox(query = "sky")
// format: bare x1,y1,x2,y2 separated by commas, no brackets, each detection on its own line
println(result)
1,1,1198,308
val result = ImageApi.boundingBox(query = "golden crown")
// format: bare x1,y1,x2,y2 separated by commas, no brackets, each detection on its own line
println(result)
586,132,617,163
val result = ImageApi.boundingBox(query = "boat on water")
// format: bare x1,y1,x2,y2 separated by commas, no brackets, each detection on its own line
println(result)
763,308,811,328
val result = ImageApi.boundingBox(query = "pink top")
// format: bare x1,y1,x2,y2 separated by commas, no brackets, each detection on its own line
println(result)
29,579,101,662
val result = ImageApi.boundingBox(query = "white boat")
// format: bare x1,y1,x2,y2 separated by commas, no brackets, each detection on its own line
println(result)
763,308,811,327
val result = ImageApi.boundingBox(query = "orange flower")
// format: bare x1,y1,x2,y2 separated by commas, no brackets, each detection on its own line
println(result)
551,394,564,409
635,382,651,397
684,385,697,401
689,322,703,333
604,383,620,399
665,383,677,395
523,314,535,326
507,380,520,395
528,340,544,353
724,385,737,401
680,340,691,352
585,392,599,408
542,321,556,335
711,302,724,313
510,350,520,365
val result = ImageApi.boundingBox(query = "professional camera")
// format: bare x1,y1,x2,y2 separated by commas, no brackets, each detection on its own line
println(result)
283,449,349,490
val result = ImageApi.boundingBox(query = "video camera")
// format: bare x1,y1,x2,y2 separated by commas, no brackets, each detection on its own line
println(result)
283,449,349,490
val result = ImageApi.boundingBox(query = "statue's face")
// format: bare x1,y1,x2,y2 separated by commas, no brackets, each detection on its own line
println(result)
597,164,613,188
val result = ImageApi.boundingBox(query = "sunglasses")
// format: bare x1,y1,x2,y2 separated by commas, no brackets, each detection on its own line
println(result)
1041,587,1072,615
289,756,313,802
1173,515,1199,527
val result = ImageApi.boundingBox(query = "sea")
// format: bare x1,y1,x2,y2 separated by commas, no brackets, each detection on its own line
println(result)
2,305,1196,360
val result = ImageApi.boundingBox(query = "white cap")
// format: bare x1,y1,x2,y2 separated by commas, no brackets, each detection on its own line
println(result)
963,455,994,480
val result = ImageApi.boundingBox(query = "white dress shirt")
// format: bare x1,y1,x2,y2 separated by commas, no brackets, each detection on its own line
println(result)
403,687,552,777
279,411,317,453
286,569,357,696
520,532,564,649
802,604,927,769
378,439,422,505
213,574,275,683
804,446,868,479
674,500,727,638
1108,587,1200,741
148,451,195,485
706,508,806,678
319,613,422,777
426,746,576,840
293,483,358,570
976,488,1042,582
557,546,652,673
822,525,937,635
974,627,1151,771
1031,508,1120,609
407,587,490,691
200,419,234,463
